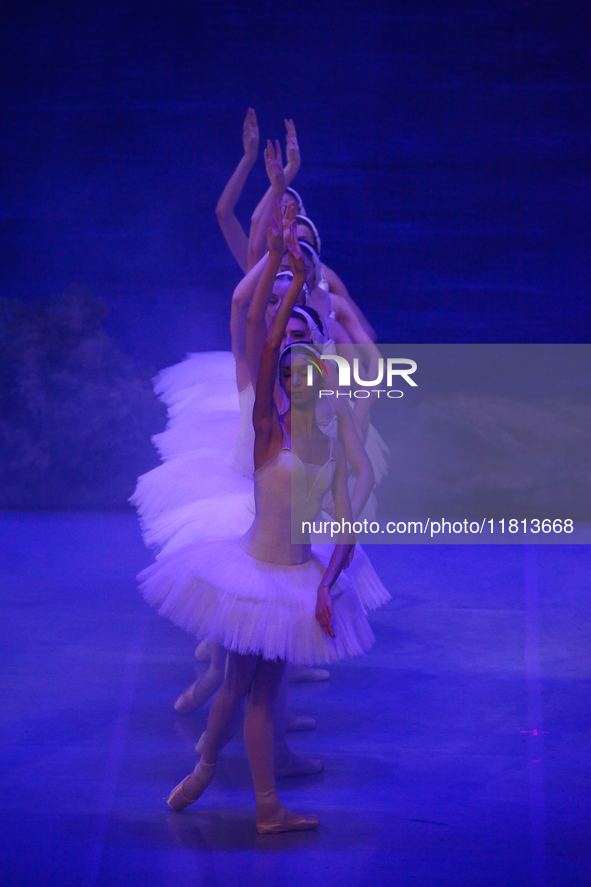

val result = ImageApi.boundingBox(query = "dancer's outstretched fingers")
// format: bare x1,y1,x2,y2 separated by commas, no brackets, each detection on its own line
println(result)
265,140,286,193
285,119,300,172
274,139,283,168
243,108,259,158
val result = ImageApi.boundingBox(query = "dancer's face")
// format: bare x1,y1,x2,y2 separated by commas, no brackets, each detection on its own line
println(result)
266,280,306,328
281,317,308,350
281,353,321,407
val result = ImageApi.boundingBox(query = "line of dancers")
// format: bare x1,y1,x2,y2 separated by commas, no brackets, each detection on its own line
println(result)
132,111,390,834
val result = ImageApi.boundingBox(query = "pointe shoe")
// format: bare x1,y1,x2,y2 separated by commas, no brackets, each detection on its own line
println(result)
194,640,212,662
275,755,324,778
166,760,215,812
256,812,319,834
285,714,316,733
288,666,330,683
255,790,319,834
166,775,199,812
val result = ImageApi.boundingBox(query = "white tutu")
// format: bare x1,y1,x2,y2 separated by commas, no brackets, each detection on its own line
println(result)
138,537,375,665
131,351,245,532
154,351,237,406
132,350,390,656
146,493,254,554
132,451,252,524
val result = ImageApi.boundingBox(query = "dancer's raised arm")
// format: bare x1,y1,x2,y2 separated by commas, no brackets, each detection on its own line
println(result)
249,119,300,253
229,203,296,390
229,251,270,391
215,108,259,272
246,139,287,271
245,201,287,385
252,226,306,470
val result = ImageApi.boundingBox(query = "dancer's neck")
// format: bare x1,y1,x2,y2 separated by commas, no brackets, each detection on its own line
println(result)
282,403,318,440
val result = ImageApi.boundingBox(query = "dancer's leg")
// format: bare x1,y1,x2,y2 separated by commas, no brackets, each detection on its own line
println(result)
200,651,258,763
194,639,213,662
195,661,308,757
167,652,257,810
273,669,323,777
174,643,226,715
195,701,242,755
195,667,320,772
195,681,316,760
243,657,319,834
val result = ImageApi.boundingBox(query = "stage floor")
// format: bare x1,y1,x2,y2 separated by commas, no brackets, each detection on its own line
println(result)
1,513,589,886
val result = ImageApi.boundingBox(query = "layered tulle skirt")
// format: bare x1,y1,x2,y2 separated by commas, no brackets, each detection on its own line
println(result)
132,350,390,663
138,539,376,665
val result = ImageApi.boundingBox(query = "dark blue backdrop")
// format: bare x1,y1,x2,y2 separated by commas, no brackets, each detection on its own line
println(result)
2,0,590,371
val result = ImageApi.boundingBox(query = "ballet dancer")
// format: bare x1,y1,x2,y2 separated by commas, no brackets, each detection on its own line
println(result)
179,205,384,736
139,225,377,833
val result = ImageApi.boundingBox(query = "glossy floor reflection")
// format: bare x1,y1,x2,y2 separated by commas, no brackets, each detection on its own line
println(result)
1,514,590,886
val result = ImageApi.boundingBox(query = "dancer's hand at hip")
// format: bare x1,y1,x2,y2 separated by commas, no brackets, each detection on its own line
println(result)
315,584,335,639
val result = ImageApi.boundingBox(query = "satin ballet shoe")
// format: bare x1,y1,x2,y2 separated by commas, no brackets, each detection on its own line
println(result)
256,812,319,835
285,714,316,733
194,640,212,662
166,776,199,812
275,755,324,778
166,760,215,812
288,666,330,683
255,790,319,834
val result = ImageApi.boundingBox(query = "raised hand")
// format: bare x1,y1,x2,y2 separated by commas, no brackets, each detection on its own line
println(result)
281,200,297,243
315,583,335,639
283,200,297,225
285,223,306,283
267,200,284,256
284,119,301,174
242,108,259,160
264,139,286,195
